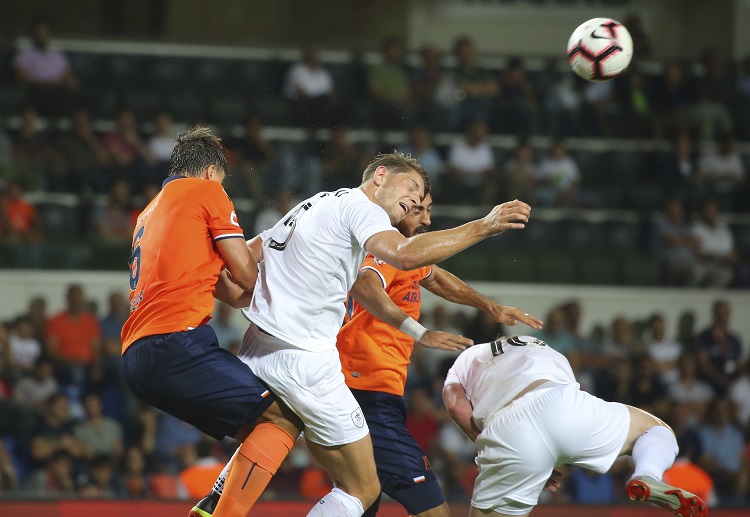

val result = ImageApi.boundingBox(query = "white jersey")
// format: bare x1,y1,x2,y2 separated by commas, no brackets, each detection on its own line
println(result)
243,188,397,352
444,335,576,430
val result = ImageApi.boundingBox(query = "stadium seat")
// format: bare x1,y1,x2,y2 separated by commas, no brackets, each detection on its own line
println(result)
487,250,536,283
164,90,205,123
601,220,641,251
624,185,665,212
578,253,620,285
87,89,119,119
517,219,561,249
121,90,163,119
68,52,105,88
442,251,493,281
106,54,152,92
192,58,233,94
232,59,284,97
150,57,190,92
731,223,750,254
250,97,290,126
604,150,643,185
535,252,577,284
210,95,249,126
36,202,81,240
559,219,603,251
620,254,661,286
0,86,24,117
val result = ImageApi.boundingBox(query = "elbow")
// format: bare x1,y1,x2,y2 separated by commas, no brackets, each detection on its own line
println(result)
393,251,422,272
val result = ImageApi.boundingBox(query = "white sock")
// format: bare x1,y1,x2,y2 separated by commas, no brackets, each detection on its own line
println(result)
631,425,679,480
212,448,239,495
306,487,364,517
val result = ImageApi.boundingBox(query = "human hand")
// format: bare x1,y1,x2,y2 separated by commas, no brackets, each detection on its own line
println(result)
417,330,473,352
543,469,563,493
482,199,531,237
488,304,543,331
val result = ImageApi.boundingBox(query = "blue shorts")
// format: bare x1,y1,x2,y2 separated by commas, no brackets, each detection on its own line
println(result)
351,388,445,515
121,325,275,441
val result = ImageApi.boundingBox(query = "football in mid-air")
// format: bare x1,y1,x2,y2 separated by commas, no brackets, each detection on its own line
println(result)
567,18,633,82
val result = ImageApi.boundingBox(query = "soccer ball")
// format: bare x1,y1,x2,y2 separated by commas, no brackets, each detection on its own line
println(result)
567,18,633,82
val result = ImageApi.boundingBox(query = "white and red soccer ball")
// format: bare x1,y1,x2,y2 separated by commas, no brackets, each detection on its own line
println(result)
567,18,633,82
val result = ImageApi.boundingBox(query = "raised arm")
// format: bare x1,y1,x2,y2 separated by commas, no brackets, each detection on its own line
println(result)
442,382,480,442
350,269,473,351
364,200,531,270
422,265,543,330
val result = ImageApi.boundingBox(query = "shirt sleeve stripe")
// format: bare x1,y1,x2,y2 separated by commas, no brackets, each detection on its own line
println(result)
214,233,246,241
359,265,387,289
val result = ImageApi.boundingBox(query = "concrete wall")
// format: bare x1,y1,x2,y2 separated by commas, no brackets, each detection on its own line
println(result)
1,270,747,351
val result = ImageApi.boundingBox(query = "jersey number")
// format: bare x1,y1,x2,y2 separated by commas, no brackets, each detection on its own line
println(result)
129,225,145,290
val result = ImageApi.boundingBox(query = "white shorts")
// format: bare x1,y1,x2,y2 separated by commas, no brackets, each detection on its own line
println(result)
238,323,369,446
472,382,630,515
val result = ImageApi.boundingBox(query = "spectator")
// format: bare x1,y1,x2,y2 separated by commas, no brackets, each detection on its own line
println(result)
23,449,77,496
581,79,617,137
0,179,42,268
147,112,176,179
652,61,691,139
102,109,156,192
698,397,747,501
208,302,242,354
0,440,19,493
284,45,336,128
56,109,111,194
667,354,714,424
729,358,750,426
11,105,65,191
78,454,118,498
99,291,129,344
497,59,536,136
0,117,13,175
8,316,43,374
92,180,134,246
228,116,277,200
659,133,702,203
643,313,683,385
44,284,102,386
451,36,500,130
319,126,369,190
545,68,586,138
617,69,652,138
410,44,459,132
153,412,203,473
398,127,445,194
689,49,734,142
13,16,78,118
534,307,575,356
533,140,583,207
14,356,59,411
445,120,497,204
503,140,536,201
367,36,412,130
28,392,87,470
177,440,223,499
116,445,152,499
624,14,653,59
73,392,123,459
462,308,505,345
695,299,744,395
600,316,644,364
690,199,739,288
23,296,47,346
628,354,670,417
653,197,700,287
567,468,615,504
696,133,745,211
253,188,292,236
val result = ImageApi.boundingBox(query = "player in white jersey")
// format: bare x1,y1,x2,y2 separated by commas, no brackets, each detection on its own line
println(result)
443,335,709,517
237,152,532,517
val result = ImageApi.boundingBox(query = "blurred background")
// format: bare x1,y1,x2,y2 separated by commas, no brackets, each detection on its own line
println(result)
0,0,749,514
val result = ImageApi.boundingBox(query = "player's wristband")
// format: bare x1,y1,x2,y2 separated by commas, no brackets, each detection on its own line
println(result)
399,316,428,341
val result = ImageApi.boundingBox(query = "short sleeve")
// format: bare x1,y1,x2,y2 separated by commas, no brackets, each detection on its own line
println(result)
359,254,399,289
444,362,462,387
201,183,245,241
340,192,397,249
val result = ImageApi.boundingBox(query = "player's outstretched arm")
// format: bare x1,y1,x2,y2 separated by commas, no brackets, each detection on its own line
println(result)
364,200,531,271
422,266,543,330
442,382,479,442
350,270,473,351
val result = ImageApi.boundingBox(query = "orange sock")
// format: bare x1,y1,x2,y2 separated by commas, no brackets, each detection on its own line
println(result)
212,423,297,517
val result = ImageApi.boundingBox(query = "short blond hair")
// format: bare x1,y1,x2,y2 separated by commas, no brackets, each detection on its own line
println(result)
361,152,431,197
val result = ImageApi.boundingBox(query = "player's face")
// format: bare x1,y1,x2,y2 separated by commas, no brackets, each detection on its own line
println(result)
374,169,424,225
396,194,433,238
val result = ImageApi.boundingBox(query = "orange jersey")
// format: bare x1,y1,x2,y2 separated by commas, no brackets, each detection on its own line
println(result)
337,255,432,396
120,176,245,353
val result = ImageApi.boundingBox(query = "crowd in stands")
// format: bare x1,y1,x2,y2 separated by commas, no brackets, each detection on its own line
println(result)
0,285,748,506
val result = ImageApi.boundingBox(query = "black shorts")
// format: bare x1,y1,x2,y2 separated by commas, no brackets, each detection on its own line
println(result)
121,325,275,440
352,388,446,515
